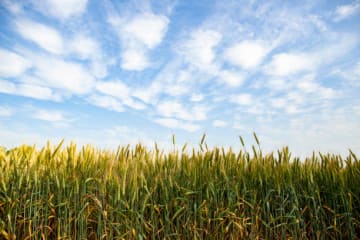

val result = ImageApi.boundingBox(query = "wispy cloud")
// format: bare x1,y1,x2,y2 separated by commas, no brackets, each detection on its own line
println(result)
31,0,88,20
156,100,207,122
179,29,221,72
132,60,194,104
332,61,360,87
87,94,125,113
190,94,204,102
15,19,64,54
154,118,200,132
1,0,23,14
133,82,162,104
30,108,73,128
0,106,13,117
263,32,357,78
333,1,360,22
121,49,148,71
109,12,169,71
264,53,314,76
96,80,146,110
0,80,61,101
230,94,253,106
32,109,66,122
0,48,31,77
122,13,169,48
96,80,130,98
218,70,246,87
296,74,336,99
28,55,95,95
69,34,98,59
213,120,227,128
68,33,110,78
224,40,269,69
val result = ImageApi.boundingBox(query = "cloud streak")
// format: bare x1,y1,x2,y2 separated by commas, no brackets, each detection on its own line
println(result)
31,0,88,20
15,19,64,54
333,1,360,21
0,48,31,77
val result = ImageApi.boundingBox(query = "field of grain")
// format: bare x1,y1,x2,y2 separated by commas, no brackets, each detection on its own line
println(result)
0,135,359,239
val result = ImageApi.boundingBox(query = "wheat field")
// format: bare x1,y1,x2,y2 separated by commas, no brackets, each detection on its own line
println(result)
0,135,359,239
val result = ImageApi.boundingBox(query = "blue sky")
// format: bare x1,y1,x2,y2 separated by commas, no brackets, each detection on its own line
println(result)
0,0,359,157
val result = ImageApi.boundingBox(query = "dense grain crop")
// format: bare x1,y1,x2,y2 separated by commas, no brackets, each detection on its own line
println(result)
0,136,359,239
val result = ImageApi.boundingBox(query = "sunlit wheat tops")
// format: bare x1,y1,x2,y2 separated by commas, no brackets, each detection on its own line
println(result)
0,136,359,239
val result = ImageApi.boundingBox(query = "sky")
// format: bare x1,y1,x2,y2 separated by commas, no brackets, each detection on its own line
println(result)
0,0,359,157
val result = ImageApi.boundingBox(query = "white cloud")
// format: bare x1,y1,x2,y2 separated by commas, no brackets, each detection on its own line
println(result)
96,80,129,97
163,83,190,97
162,69,193,96
213,120,227,127
1,0,23,14
69,34,110,78
96,80,146,110
287,91,305,105
91,59,112,79
190,94,204,102
230,94,253,106
133,81,163,104
122,13,169,48
318,87,336,99
264,34,357,78
109,12,169,71
156,100,207,121
283,109,360,157
0,106,13,117
219,70,246,87
32,109,68,122
104,125,132,137
32,0,88,20
232,122,245,130
297,81,319,93
269,96,300,114
15,19,64,54
265,53,314,76
121,49,149,71
308,15,328,32
134,60,194,100
69,34,99,60
154,117,200,132
128,60,195,103
87,94,124,112
296,74,336,99
224,41,268,69
270,98,287,109
181,30,221,70
31,56,95,94
333,1,360,21
332,61,360,86
130,60,186,103
285,105,299,114
123,98,147,110
317,34,358,64
154,117,178,128
267,78,288,90
30,108,73,128
0,79,61,101
0,49,31,78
